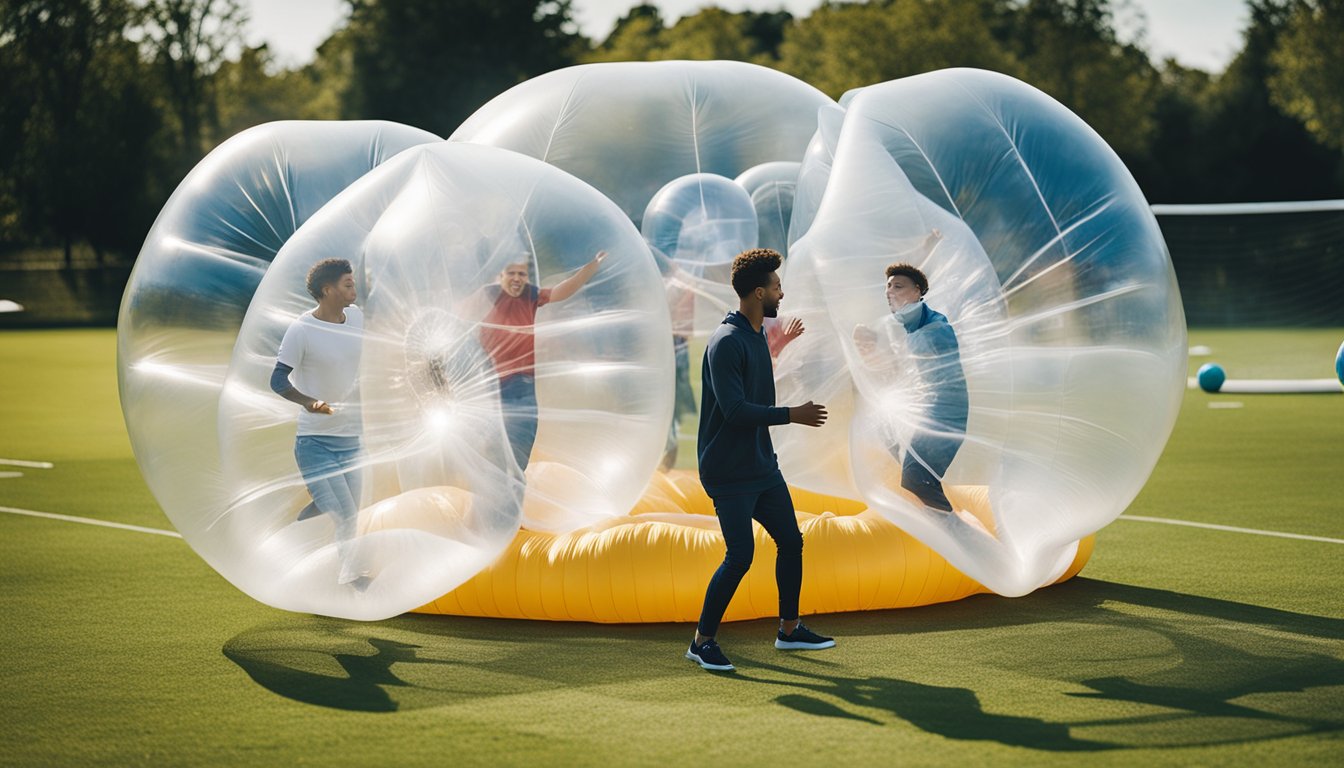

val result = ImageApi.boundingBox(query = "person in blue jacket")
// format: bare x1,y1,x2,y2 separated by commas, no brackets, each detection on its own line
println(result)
854,251,969,513
686,248,835,673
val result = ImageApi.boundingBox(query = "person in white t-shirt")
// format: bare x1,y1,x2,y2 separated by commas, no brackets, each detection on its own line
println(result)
269,258,371,590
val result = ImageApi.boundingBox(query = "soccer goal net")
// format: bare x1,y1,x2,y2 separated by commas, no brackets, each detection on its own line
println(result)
1152,200,1344,327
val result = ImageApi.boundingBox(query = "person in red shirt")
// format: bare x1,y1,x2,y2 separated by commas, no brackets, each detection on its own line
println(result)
473,251,609,470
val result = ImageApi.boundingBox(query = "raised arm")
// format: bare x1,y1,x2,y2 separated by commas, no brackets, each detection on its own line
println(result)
549,250,607,303
767,316,805,358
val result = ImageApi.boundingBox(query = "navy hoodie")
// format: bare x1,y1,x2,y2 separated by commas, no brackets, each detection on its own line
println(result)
697,311,791,497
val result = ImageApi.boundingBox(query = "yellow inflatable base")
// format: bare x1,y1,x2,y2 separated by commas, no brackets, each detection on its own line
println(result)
414,471,1093,623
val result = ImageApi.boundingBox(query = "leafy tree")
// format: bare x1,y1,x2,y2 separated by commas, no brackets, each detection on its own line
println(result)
214,44,334,137
776,0,1020,99
1269,0,1344,150
1135,60,1219,202
658,7,761,61
0,0,155,262
136,0,246,171
585,3,664,62
1005,0,1160,158
584,5,794,65
339,0,585,136
1201,0,1344,201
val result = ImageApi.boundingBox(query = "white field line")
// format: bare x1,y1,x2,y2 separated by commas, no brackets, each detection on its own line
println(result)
0,506,182,538
1119,514,1344,545
1,503,1338,547
0,458,54,469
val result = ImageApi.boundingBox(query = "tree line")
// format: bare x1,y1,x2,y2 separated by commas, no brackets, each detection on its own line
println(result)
2,0,1342,266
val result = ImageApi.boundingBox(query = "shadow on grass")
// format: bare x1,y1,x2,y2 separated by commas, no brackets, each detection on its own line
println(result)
223,577,1343,751
733,664,1115,751
223,615,685,713
737,577,1343,750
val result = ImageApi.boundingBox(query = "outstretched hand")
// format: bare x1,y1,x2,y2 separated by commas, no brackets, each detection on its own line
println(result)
781,316,805,341
789,400,828,427
593,250,609,265
853,324,877,354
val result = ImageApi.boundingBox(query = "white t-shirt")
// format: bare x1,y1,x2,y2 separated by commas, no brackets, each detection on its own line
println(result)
277,305,363,437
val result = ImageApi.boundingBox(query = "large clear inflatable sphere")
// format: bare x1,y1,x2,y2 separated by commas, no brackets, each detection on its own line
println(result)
450,60,832,228
736,161,800,257
787,104,845,248
117,121,440,578
771,241,858,499
151,141,672,620
642,172,758,329
793,69,1185,597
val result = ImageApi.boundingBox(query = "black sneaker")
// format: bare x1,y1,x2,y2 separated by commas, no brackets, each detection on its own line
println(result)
686,637,735,671
776,622,835,650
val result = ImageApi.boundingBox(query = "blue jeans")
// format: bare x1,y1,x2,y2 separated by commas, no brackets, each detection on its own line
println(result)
697,482,803,637
499,373,538,471
294,435,367,583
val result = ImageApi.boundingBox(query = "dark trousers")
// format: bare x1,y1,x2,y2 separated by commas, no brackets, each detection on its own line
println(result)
697,482,803,637
894,431,964,512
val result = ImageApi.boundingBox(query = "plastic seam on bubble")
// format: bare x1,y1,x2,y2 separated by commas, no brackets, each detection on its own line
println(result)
951,79,1063,243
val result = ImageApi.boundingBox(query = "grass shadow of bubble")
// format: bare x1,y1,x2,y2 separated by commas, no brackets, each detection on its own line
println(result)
746,577,1344,750
735,664,1116,751
222,614,690,713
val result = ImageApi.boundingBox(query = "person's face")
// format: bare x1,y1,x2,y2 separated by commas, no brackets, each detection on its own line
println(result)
886,274,922,312
499,263,529,297
760,271,783,318
324,272,357,306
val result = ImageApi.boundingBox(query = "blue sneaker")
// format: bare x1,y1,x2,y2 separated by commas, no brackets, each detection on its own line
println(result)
686,637,735,671
776,622,835,650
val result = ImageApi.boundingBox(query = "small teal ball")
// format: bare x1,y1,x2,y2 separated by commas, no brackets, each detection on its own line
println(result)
1197,363,1225,393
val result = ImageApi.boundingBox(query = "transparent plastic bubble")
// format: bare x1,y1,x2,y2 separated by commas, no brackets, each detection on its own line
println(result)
787,104,845,248
642,172,758,330
123,136,672,620
117,120,440,592
451,60,831,229
736,161,801,258
778,69,1185,596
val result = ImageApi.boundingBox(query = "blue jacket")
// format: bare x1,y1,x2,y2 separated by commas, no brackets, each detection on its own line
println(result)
902,303,969,431
697,311,790,497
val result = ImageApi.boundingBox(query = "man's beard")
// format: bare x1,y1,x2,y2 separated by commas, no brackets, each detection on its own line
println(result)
764,300,780,318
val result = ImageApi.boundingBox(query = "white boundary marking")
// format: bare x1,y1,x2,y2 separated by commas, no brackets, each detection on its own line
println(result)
1119,514,1344,544
0,458,54,469
0,506,182,538
1,504,1338,546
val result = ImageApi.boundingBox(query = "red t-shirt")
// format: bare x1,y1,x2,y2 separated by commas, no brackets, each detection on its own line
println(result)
479,284,552,377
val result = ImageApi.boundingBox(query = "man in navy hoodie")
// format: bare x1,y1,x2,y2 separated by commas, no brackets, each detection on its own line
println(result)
686,248,835,672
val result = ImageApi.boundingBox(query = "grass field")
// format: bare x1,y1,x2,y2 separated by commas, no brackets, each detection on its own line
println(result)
1,328,1341,766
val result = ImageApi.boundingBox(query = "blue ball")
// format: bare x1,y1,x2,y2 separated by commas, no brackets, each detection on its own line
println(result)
1336,341,1343,384
1197,363,1226,393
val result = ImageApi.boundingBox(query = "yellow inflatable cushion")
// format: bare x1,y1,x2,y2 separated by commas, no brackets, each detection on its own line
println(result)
414,470,1092,623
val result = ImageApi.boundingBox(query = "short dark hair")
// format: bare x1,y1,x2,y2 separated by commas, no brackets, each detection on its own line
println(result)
730,248,782,298
306,258,352,300
884,262,928,295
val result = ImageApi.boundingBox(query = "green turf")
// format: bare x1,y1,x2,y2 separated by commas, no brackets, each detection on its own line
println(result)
1,328,1341,766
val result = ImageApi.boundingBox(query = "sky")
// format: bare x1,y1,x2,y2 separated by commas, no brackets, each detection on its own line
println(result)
243,0,1251,74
